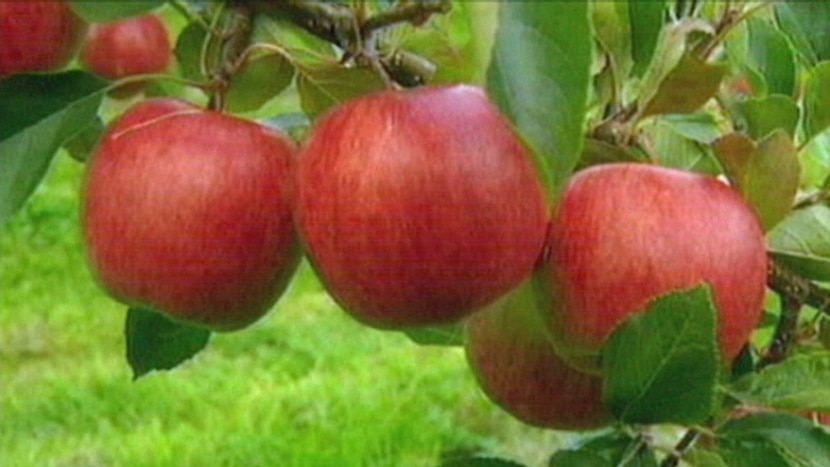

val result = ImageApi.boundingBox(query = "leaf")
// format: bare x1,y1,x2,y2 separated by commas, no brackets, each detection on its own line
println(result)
295,61,386,118
660,112,722,144
683,449,730,467
717,412,830,467
729,352,830,412
712,130,800,231
550,432,658,467
804,62,830,144
174,22,209,81
69,1,165,23
602,285,720,425
639,53,726,118
734,95,800,140
0,71,108,224
486,1,592,190
775,2,830,64
767,204,830,281
578,138,644,169
642,119,719,174
629,0,666,76
439,456,526,467
746,18,796,97
401,322,464,347
226,52,295,113
125,307,211,379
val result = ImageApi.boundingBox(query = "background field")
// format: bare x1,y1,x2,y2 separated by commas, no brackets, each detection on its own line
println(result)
1,155,573,467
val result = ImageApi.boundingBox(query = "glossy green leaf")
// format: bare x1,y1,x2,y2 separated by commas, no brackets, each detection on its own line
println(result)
717,412,830,467
401,322,464,347
713,130,800,231
641,119,719,174
63,116,104,163
0,71,107,224
640,53,725,118
226,53,295,113
174,22,208,81
684,449,729,467
661,112,721,144
602,285,720,425
550,432,658,467
70,1,164,22
295,61,386,118
125,307,211,379
729,352,830,412
629,0,666,76
486,1,592,190
768,204,830,281
775,2,830,64
734,95,799,140
804,62,830,144
746,18,796,97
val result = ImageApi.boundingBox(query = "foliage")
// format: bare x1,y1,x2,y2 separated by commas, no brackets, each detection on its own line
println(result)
3,1,830,465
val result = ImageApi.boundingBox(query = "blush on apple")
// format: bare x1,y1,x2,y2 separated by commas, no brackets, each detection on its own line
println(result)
465,279,611,431
82,98,300,331
294,85,548,329
0,1,87,77
79,13,171,93
541,163,767,373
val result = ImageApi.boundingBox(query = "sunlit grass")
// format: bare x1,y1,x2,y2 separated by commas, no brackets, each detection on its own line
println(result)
1,155,565,467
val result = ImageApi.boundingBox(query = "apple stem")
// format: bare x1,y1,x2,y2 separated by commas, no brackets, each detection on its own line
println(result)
660,428,701,467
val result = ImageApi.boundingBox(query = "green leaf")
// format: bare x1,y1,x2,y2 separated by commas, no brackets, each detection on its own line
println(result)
734,95,800,140
729,352,830,412
712,130,800,231
486,1,592,190
174,22,208,81
550,432,658,467
70,1,164,23
226,52,295,114
804,62,830,144
125,307,211,379
63,116,104,163
683,449,730,467
401,322,463,347
295,61,386,118
768,204,830,281
640,53,726,118
642,118,719,175
629,0,666,76
717,412,830,467
775,2,830,64
0,71,107,224
602,285,720,425
746,18,796,97
661,112,722,144
439,456,526,467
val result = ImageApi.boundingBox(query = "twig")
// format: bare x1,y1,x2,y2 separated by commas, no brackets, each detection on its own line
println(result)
767,258,830,315
760,293,801,368
660,428,701,467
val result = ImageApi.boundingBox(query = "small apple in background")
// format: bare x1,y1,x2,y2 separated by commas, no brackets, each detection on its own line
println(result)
465,279,611,431
82,98,300,332
0,1,87,77
541,163,767,373
295,85,548,329
79,14,171,93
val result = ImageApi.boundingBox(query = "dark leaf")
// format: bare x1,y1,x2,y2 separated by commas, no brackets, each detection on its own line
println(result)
775,2,830,64
640,53,725,118
629,0,666,76
550,432,658,467
717,412,830,467
125,307,211,379
746,18,796,97
729,352,830,412
804,61,830,144
734,95,799,140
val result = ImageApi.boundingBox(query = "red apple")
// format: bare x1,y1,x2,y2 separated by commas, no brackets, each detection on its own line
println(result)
0,1,86,77
80,14,171,81
295,85,548,328
542,163,767,373
82,98,300,331
465,279,611,430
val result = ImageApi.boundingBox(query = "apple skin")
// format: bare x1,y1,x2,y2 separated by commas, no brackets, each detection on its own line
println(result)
295,85,548,328
80,14,171,81
541,163,767,373
465,279,611,431
82,98,300,332
0,1,87,77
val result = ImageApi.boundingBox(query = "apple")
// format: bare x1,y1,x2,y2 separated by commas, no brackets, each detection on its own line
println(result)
295,85,548,328
0,1,86,77
541,163,767,373
465,279,611,430
82,98,300,331
79,14,171,94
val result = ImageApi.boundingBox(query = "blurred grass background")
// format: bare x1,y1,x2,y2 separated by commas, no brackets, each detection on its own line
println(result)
1,155,572,467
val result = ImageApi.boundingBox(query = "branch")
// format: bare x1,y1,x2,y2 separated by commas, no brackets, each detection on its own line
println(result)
660,428,701,467
767,257,830,314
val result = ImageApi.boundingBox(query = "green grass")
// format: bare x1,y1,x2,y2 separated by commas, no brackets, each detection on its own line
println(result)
1,155,568,467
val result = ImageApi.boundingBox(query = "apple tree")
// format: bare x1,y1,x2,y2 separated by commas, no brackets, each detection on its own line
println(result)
2,1,830,465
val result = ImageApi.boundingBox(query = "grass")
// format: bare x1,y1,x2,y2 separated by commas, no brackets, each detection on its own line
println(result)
1,155,569,467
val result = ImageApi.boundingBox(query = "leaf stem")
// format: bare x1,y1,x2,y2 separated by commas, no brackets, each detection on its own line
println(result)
660,428,701,467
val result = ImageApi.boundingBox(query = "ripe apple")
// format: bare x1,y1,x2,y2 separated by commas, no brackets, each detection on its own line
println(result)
465,279,611,430
295,85,548,328
79,14,171,94
0,1,86,77
541,163,767,373
82,98,300,331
